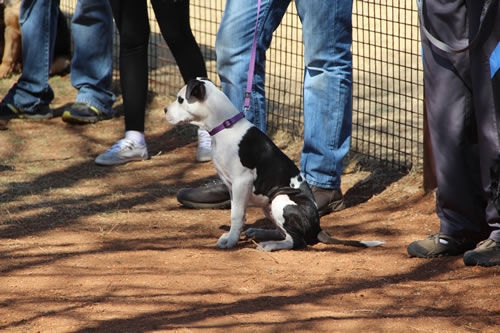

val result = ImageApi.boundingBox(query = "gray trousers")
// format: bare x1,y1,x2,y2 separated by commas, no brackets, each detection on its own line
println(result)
421,0,500,242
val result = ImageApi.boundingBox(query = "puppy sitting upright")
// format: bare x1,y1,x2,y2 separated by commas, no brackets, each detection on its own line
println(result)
166,78,384,251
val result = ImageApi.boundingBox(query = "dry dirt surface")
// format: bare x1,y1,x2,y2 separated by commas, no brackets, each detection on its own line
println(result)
0,75,499,333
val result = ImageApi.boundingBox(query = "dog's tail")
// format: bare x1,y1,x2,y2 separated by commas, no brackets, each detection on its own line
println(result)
317,230,385,248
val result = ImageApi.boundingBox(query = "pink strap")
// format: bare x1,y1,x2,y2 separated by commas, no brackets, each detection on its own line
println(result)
243,0,262,112
207,1,260,136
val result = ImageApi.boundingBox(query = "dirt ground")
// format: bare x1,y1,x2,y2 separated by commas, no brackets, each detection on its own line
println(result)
0,74,499,333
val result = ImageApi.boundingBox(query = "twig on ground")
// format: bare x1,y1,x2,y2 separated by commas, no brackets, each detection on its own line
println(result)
251,239,280,264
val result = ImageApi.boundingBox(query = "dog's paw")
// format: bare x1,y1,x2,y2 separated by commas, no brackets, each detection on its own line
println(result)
216,232,238,249
256,240,293,252
256,241,280,252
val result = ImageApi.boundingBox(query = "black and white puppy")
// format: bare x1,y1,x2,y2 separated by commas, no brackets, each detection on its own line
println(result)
165,78,384,251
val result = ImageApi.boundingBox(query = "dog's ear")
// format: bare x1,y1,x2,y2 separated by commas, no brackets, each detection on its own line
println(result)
186,79,206,101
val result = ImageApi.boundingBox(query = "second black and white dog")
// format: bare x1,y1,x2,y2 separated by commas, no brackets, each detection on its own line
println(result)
165,78,385,251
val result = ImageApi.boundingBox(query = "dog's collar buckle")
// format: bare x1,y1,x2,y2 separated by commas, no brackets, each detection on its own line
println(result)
208,112,245,136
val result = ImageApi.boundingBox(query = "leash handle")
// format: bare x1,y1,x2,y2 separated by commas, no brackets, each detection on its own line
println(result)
243,0,262,112
417,0,496,53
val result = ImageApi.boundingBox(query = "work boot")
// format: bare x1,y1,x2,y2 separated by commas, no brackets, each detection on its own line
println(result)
407,232,478,258
463,239,500,267
176,178,231,209
310,185,345,217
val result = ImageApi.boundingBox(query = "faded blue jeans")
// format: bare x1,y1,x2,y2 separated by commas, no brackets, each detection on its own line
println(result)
216,0,353,190
2,0,115,114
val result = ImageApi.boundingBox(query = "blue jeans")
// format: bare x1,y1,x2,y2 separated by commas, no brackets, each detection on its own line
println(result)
2,0,115,114
216,0,353,190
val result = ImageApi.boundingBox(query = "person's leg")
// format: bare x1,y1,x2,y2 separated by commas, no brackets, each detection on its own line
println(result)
111,0,149,133
296,0,352,190
63,0,115,124
95,0,149,166
216,0,289,132
0,0,58,119
295,0,352,215
468,0,500,243
463,0,500,266
408,0,490,258
151,0,207,83
151,0,211,162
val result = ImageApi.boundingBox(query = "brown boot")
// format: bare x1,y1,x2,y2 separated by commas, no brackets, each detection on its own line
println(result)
310,185,345,217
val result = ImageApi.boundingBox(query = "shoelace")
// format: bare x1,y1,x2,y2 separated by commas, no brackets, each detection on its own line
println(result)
107,138,137,153
197,128,212,149
476,239,498,249
429,232,451,245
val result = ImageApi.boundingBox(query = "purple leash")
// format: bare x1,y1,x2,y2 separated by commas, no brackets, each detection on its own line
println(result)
243,0,262,112
209,0,261,136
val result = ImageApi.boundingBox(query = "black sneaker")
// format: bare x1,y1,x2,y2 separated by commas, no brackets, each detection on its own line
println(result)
176,178,231,209
407,232,478,258
310,185,345,217
0,103,53,120
463,239,500,267
62,102,112,124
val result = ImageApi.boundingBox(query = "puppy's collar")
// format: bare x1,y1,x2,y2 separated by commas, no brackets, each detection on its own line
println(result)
208,112,245,136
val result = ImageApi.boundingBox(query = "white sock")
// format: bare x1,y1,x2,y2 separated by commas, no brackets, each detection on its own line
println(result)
125,130,146,146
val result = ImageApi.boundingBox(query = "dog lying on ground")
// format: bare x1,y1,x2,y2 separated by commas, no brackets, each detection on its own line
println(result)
165,78,385,251
0,0,71,78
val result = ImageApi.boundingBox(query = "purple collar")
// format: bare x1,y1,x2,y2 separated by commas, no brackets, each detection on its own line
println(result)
208,112,245,136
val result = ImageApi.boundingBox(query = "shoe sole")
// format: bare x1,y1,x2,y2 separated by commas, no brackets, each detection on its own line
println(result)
95,156,148,166
0,114,53,120
22,113,54,120
178,199,231,209
0,104,53,120
407,246,458,258
62,111,111,124
463,252,499,267
196,156,212,163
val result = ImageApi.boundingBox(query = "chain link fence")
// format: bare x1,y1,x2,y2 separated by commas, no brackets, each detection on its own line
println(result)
60,0,424,170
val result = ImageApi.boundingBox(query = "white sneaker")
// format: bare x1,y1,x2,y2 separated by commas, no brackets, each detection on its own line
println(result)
196,128,212,162
95,138,148,166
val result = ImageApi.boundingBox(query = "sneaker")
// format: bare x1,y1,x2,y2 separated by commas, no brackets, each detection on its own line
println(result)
62,102,112,124
407,232,478,258
196,128,212,162
310,185,345,217
463,239,500,267
176,178,231,209
0,103,53,120
95,138,148,166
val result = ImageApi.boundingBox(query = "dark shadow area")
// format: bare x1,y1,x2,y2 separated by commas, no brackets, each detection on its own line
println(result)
343,166,406,208
0,122,202,242
0,164,14,172
0,258,493,333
